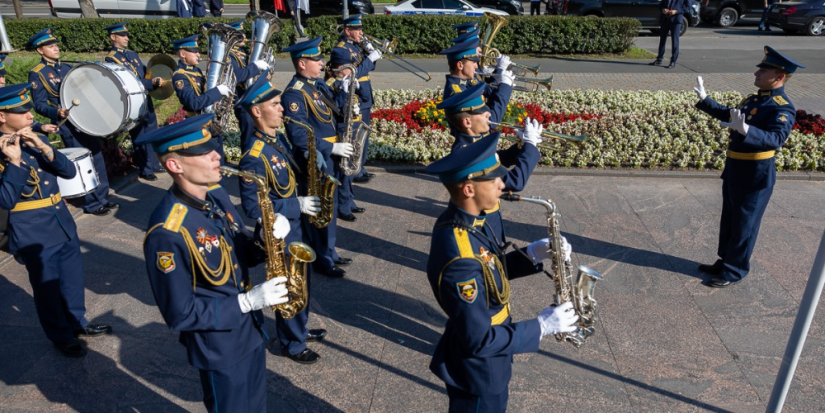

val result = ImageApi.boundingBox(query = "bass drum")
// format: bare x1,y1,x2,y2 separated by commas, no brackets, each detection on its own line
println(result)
60,62,146,137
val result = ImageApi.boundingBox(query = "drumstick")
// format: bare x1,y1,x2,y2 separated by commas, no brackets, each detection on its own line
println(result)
55,99,81,129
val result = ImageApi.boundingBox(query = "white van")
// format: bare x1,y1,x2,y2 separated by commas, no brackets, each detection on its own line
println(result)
48,0,178,18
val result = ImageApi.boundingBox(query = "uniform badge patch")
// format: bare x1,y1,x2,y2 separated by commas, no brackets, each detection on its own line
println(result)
777,113,789,122
457,279,478,304
750,108,757,115
31,81,37,89
289,102,299,112
175,80,184,90
157,252,176,273
312,91,321,100
479,247,495,270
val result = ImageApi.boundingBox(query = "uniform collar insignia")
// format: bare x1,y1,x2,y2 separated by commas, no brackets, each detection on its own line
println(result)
172,184,211,211
116,47,125,53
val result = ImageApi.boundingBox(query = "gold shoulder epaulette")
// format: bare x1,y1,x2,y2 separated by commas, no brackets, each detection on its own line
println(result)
163,203,188,232
208,183,221,191
452,227,474,258
451,84,462,94
249,140,265,158
325,78,336,87
107,50,117,58
31,63,45,73
773,95,790,105
336,41,345,48
291,80,305,91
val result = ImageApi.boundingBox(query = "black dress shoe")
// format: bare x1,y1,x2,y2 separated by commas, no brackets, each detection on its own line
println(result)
334,257,353,266
708,276,737,288
75,323,112,337
649,60,662,66
353,175,372,183
666,62,677,69
140,173,158,181
287,348,321,364
363,172,376,178
54,339,87,358
306,329,327,342
84,206,111,216
698,260,723,275
104,202,120,209
352,207,366,214
339,213,356,222
317,265,346,278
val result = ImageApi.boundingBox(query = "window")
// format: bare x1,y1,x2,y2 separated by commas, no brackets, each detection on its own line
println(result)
421,0,442,8
443,0,463,7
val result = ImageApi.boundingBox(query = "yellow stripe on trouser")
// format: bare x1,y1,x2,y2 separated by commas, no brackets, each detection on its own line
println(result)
491,305,509,325
726,150,775,161
322,135,338,143
11,193,62,212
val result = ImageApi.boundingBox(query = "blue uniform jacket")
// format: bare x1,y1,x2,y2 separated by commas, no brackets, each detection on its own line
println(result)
28,59,72,126
696,86,795,190
238,129,303,245
105,47,159,125
228,47,254,103
143,184,265,370
659,0,692,24
172,60,224,116
0,136,76,253
443,74,495,101
427,202,543,395
335,37,375,110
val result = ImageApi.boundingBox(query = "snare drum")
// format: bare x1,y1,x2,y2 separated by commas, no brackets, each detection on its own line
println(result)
60,62,147,137
56,148,100,199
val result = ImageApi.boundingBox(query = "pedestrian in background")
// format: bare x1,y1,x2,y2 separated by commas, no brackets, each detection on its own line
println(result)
650,0,692,69
759,0,780,31
530,0,541,15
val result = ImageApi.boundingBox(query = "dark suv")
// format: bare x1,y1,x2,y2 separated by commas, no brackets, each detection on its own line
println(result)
563,0,700,36
467,0,524,15
700,0,763,27
261,0,375,18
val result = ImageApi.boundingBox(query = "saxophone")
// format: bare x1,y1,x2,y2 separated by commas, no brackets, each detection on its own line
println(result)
500,192,604,348
283,116,341,228
219,166,316,319
332,65,371,177
200,23,243,135
245,10,281,88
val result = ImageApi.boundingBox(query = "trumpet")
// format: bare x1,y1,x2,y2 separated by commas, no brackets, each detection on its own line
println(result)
489,120,587,146
479,53,540,77
478,72,554,93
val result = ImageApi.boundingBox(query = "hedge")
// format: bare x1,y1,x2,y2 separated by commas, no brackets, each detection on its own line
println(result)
5,15,639,55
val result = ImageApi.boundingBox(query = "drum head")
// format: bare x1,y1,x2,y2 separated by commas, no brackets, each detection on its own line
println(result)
61,63,129,137
57,147,91,161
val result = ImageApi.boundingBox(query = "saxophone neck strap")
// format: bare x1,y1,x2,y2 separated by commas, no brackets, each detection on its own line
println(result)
259,132,302,175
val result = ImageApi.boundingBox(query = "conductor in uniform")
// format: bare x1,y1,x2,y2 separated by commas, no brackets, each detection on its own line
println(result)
425,134,578,412
0,84,111,358
694,46,804,288
140,113,292,412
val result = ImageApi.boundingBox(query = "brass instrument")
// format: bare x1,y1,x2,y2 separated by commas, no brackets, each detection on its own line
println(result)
334,64,371,176
479,53,541,77
245,10,281,88
200,23,243,135
477,72,554,93
489,120,587,145
219,166,316,319
478,12,509,70
360,34,432,82
282,116,340,228
145,53,176,100
500,192,603,348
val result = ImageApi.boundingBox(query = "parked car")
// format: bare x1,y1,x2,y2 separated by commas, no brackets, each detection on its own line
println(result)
699,0,764,27
467,0,524,15
563,0,700,36
384,0,509,16
766,0,825,35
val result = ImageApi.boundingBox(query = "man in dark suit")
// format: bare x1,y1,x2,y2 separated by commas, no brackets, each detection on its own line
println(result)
650,0,692,69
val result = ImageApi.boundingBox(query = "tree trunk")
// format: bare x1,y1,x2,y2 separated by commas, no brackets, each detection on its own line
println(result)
78,0,100,17
11,0,22,18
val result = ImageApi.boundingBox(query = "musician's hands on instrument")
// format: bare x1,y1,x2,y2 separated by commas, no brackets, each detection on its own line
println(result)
272,213,290,240
332,142,354,158
253,60,268,70
496,55,511,72
367,49,382,63
0,133,23,166
482,66,495,75
304,149,327,170
298,196,321,217
353,103,361,117
500,69,516,87
40,124,59,134
694,76,707,100
519,117,544,147
537,302,579,338
237,276,289,313
57,108,69,118
342,76,360,93
721,108,749,135
216,85,232,97
363,41,375,53
152,77,164,88
526,235,571,264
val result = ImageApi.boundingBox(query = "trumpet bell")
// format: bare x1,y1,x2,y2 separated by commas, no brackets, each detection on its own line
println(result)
146,53,176,100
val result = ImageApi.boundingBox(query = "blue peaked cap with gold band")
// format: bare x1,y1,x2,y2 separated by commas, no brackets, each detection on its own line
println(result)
170,35,199,51
451,28,480,44
26,28,57,50
757,45,805,74
0,84,35,114
105,22,129,35
341,14,364,28
134,113,219,155
425,135,506,183
283,37,323,60
237,69,281,110
329,47,357,66
0,55,6,76
436,82,488,115
440,38,480,62
452,21,479,35
228,20,245,31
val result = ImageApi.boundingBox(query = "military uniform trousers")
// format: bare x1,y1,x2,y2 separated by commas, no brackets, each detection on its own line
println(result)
128,99,162,176
447,384,509,413
717,180,773,282
199,341,266,413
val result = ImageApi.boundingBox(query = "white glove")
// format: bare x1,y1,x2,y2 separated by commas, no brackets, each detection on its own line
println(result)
720,108,749,136
694,76,707,100
364,41,376,52
482,66,495,75
253,60,268,70
342,76,360,93
332,142,354,158
353,103,361,117
526,236,572,265
304,149,327,170
520,117,543,147
238,276,289,313
496,54,511,72
368,49,382,62
298,196,321,217
272,213,290,240
216,84,231,97
537,302,579,338
500,69,516,87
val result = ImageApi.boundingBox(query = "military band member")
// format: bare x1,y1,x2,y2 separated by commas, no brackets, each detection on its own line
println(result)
694,46,804,288
425,135,578,412
0,84,112,358
104,22,164,182
441,38,513,103
0,55,57,135
452,21,480,36
281,37,354,278
335,14,382,184
0,55,6,87
227,20,254,148
27,28,119,216
139,113,291,412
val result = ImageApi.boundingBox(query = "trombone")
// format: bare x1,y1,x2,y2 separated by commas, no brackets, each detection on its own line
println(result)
478,72,554,93
360,34,432,82
489,120,587,146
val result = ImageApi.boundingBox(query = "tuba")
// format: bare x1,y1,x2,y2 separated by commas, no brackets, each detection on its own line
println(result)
500,192,603,348
335,64,370,177
200,23,243,135
219,166,316,319
245,10,281,88
282,116,340,228
479,12,509,70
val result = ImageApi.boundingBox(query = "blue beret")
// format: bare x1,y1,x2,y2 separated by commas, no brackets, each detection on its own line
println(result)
439,38,480,62
451,28,479,44
452,21,479,35
436,82,488,115
170,35,199,51
425,135,506,183
134,113,219,155
105,22,129,35
26,28,57,50
237,69,282,111
341,14,363,28
283,37,323,60
228,20,245,31
757,45,805,74
0,55,6,76
0,84,34,114
329,47,357,66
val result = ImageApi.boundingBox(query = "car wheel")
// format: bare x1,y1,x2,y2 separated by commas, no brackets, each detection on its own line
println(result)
716,7,738,27
805,16,825,36
680,16,688,35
